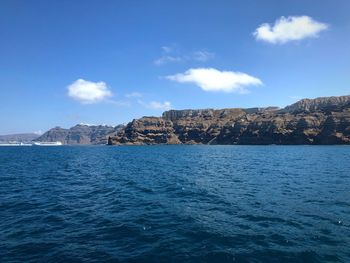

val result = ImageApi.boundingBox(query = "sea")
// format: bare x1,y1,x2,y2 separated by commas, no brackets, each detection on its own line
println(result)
0,145,349,263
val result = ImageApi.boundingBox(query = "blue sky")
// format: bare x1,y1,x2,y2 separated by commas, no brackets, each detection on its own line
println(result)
1,0,349,134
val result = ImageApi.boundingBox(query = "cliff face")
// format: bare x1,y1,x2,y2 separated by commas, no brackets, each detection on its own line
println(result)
282,95,350,114
0,133,39,142
110,117,180,145
109,95,350,145
36,124,124,145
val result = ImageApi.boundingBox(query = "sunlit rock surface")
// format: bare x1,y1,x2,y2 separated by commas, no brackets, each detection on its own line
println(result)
109,95,350,145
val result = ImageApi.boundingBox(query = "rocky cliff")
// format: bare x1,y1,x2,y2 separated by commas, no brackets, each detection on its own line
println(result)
281,95,350,113
0,133,39,142
109,95,350,145
36,124,124,145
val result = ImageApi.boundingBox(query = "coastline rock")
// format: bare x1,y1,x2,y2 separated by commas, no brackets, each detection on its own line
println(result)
109,95,350,145
36,124,124,145
0,133,39,142
281,95,350,114
110,117,180,145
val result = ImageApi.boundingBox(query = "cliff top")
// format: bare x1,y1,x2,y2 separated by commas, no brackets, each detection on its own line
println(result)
162,95,350,120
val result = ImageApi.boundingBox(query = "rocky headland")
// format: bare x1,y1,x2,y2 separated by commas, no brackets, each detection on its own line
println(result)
36,124,124,145
0,133,39,142
108,95,350,145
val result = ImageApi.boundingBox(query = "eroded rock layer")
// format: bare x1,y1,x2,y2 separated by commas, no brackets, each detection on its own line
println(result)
109,95,350,145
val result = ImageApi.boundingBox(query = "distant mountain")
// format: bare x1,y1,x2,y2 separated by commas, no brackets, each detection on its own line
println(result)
0,133,39,142
36,124,124,145
109,95,350,145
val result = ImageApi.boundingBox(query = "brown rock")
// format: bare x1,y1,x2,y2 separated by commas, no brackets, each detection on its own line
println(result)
109,95,350,145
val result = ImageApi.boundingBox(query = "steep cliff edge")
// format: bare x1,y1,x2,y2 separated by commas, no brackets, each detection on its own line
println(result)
110,117,180,145
108,95,350,145
281,95,350,114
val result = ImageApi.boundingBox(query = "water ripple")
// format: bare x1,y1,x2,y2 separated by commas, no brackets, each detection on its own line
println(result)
0,145,350,262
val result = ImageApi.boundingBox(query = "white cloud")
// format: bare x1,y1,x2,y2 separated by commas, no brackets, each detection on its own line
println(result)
192,51,215,62
67,79,112,104
137,100,172,110
148,101,172,110
33,130,43,135
79,122,96,126
166,68,262,93
154,55,183,65
254,16,328,44
161,46,173,53
290,95,302,100
125,92,142,98
154,46,215,65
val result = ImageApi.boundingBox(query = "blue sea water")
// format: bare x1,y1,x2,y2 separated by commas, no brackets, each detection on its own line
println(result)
0,145,349,263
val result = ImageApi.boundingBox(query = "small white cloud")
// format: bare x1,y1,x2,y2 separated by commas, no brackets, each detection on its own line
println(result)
161,46,173,53
154,46,215,65
148,101,172,110
79,122,95,126
192,50,215,62
254,16,328,44
137,100,172,110
125,92,143,98
154,55,182,65
67,79,112,104
166,68,262,93
33,130,43,135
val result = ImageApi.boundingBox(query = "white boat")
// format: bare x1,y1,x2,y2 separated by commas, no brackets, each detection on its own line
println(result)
32,141,63,146
0,142,33,146
20,142,33,146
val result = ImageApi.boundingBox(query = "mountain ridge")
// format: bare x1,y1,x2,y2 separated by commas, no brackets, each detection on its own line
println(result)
36,124,125,145
0,133,40,142
109,95,350,145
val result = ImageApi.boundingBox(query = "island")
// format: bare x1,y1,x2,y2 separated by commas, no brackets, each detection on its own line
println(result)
108,95,350,145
